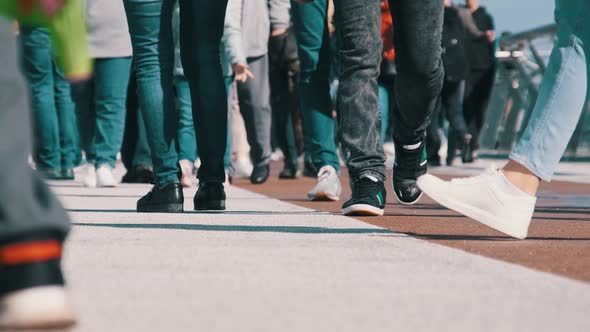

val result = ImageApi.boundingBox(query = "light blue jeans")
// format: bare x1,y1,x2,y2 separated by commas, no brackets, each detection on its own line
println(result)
510,0,590,181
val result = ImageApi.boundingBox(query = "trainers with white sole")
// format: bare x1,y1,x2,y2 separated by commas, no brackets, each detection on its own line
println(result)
307,166,341,201
0,286,77,330
96,165,117,187
417,168,537,239
81,164,97,188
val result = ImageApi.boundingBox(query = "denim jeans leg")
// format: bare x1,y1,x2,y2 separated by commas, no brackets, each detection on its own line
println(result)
389,0,444,146
123,0,179,187
510,0,590,181
292,0,340,172
179,0,228,183
333,0,385,181
52,62,79,170
18,26,61,171
72,78,97,163
175,75,197,163
378,84,390,144
93,57,132,168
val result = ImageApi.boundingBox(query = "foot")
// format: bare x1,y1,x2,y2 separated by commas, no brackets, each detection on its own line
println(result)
179,160,194,188
96,165,117,187
232,159,253,179
137,182,184,213
342,174,386,216
461,134,474,163
393,141,427,205
417,168,537,239
279,164,300,179
0,286,76,330
194,182,226,211
308,166,341,201
61,169,75,180
82,164,97,187
250,164,270,184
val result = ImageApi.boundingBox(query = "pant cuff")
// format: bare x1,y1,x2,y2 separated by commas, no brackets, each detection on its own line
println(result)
508,153,552,182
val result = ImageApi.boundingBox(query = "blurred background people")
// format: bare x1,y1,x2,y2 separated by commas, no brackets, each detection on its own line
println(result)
75,0,132,188
223,0,290,185
463,0,496,162
427,0,480,167
19,26,79,180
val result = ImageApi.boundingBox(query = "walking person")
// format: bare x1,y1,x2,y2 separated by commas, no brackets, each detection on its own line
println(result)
0,0,92,327
223,0,291,185
427,0,480,166
292,0,342,202
419,0,590,239
75,0,133,188
462,0,496,162
124,0,230,212
19,26,79,181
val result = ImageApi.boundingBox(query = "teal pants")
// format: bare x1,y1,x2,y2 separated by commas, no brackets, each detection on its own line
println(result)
19,26,79,171
74,57,132,168
292,0,340,173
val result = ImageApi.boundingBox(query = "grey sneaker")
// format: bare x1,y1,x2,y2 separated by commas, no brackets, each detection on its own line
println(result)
307,166,341,201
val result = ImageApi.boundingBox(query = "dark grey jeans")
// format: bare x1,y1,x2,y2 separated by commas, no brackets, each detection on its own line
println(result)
390,0,445,146
0,18,70,244
237,54,272,167
334,0,444,181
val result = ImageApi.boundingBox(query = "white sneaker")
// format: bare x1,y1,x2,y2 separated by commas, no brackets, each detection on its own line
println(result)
308,166,341,201
232,159,253,179
96,165,117,187
82,164,97,188
0,286,77,330
417,168,537,239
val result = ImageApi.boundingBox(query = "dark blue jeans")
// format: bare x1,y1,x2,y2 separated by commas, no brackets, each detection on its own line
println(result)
73,57,132,168
19,26,79,171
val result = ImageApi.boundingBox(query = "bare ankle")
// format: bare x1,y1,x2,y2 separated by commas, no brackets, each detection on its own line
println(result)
502,161,540,196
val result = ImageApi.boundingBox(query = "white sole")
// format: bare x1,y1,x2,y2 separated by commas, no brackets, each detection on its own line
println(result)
342,204,384,216
418,176,528,239
393,191,423,206
308,192,340,202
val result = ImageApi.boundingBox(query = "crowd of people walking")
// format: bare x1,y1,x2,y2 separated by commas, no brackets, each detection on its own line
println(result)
1,0,589,329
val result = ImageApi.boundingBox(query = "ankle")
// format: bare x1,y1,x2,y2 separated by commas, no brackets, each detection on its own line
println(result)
502,161,540,196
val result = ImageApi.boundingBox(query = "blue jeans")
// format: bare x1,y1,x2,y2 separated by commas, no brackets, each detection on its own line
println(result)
123,0,179,187
292,0,340,173
175,76,197,163
19,26,79,171
378,84,390,144
74,57,132,168
510,0,590,181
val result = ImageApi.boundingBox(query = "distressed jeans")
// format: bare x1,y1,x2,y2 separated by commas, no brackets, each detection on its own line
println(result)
510,0,590,181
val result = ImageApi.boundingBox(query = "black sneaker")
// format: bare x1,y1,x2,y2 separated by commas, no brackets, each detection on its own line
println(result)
342,175,386,216
461,135,474,163
194,182,226,211
279,163,300,179
250,164,270,184
137,182,184,213
393,141,427,205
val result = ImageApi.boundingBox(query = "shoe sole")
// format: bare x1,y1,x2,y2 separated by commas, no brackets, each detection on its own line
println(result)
137,204,184,213
342,204,384,216
417,176,527,239
194,200,226,211
393,191,423,206
1,316,77,330
308,192,340,202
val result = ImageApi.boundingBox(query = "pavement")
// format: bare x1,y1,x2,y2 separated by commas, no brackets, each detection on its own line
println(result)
51,159,590,332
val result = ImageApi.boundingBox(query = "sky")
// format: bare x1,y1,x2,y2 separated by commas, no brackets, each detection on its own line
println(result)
471,0,554,33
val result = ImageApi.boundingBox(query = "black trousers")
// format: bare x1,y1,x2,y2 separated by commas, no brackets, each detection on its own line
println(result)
464,66,496,151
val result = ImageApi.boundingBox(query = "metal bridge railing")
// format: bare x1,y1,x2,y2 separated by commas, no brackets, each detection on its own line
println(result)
478,24,590,160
